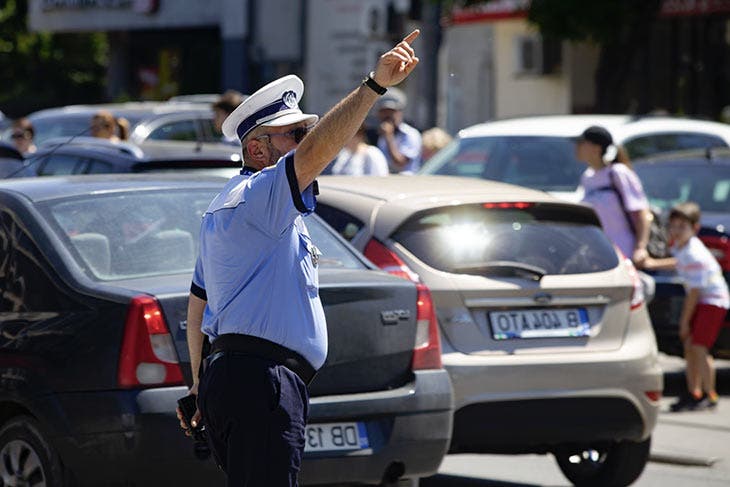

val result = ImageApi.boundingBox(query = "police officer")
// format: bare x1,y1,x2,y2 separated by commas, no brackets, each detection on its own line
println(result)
178,30,421,486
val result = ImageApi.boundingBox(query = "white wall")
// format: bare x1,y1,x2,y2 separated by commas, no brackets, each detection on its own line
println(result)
493,19,570,119
439,22,495,134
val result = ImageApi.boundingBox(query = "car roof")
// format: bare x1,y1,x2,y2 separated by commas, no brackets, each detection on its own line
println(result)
319,175,558,204
317,175,575,237
459,115,730,144
30,102,210,118
32,137,241,163
0,173,227,203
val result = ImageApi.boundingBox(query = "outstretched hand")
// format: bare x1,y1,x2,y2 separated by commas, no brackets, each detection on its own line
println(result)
372,30,420,88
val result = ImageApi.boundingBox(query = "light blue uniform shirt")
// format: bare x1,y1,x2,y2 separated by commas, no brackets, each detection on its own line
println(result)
377,121,422,174
191,152,328,369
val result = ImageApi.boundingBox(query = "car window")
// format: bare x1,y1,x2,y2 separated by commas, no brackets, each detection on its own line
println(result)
42,190,363,280
303,215,365,269
315,203,365,241
147,120,198,141
200,118,221,142
635,164,730,213
625,132,728,160
420,136,584,192
37,155,86,176
85,160,115,174
44,190,217,280
391,203,618,276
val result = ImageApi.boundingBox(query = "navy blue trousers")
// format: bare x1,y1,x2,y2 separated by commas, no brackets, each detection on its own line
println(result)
198,354,309,487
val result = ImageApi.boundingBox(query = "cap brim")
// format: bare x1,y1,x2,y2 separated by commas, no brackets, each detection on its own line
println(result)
261,112,319,128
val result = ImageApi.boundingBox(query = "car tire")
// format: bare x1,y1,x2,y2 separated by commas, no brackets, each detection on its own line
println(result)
0,416,65,487
553,436,651,487
381,479,419,487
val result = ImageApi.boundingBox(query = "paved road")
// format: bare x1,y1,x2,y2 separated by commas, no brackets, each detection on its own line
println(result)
421,354,730,487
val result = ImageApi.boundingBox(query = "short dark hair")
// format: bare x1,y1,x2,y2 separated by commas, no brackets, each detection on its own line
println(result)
669,201,701,225
212,90,245,115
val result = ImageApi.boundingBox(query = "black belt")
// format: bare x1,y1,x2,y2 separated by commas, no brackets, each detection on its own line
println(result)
206,333,317,385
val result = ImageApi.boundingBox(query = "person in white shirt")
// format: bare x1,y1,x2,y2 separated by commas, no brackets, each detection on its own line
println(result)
330,124,389,176
644,202,730,411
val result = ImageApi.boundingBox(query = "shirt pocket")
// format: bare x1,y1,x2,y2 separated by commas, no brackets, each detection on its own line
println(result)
298,231,320,296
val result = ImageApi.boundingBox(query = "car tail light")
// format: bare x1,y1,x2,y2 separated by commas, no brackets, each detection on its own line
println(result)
645,390,662,402
118,295,184,388
700,235,730,271
412,284,442,370
483,202,533,210
624,258,645,311
364,238,420,283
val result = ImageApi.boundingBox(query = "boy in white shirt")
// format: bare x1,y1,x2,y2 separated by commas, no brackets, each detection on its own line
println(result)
644,202,730,411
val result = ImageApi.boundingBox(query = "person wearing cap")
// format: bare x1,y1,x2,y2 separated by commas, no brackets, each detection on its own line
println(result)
179,30,421,486
576,125,652,266
376,86,422,174
212,89,246,145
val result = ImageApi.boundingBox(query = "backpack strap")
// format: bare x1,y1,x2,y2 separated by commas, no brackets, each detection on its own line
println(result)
607,165,638,237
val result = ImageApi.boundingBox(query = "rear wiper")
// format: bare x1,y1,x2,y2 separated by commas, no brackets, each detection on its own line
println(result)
453,261,547,281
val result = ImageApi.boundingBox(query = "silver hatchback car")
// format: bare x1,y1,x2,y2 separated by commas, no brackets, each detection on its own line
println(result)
316,175,663,487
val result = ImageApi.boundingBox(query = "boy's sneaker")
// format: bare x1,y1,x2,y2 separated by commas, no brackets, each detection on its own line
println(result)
696,394,719,410
669,394,702,412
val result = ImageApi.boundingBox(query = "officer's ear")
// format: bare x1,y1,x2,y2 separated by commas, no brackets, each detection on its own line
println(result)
244,137,269,165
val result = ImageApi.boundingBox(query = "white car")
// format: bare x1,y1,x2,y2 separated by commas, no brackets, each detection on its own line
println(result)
420,114,730,201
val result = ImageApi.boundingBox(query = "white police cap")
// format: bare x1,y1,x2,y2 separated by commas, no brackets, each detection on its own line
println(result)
222,74,319,141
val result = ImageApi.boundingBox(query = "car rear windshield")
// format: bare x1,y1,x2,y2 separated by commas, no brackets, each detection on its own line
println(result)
42,190,364,281
391,204,619,276
420,136,584,192
635,163,730,213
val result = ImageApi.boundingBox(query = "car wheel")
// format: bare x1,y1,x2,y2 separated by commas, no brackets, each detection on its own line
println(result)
0,416,64,487
553,437,651,487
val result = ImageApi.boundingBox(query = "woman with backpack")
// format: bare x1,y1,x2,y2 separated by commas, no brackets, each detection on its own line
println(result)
576,125,659,302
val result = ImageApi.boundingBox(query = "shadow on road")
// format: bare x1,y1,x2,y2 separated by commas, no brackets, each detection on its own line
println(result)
421,474,544,487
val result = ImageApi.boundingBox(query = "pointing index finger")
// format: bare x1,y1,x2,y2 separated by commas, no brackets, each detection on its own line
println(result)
402,29,420,45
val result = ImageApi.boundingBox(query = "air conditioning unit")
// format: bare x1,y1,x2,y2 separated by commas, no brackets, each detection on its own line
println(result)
514,35,562,75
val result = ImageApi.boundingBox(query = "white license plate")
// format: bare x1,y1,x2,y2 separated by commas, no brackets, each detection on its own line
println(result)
304,422,369,452
489,308,590,339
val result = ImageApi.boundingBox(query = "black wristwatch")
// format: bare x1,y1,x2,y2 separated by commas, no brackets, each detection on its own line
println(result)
362,71,387,95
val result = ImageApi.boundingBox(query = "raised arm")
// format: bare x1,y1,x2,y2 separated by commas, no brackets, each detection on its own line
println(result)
294,30,420,191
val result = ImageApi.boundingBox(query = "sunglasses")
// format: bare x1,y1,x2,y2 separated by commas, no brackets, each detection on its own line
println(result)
10,132,27,140
256,124,314,144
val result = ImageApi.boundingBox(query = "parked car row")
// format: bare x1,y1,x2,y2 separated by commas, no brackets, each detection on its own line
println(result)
3,109,729,486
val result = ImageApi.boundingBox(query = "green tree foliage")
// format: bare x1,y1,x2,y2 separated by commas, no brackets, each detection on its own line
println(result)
0,0,108,117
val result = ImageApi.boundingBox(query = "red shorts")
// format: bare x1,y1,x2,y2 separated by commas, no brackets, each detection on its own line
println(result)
690,304,729,348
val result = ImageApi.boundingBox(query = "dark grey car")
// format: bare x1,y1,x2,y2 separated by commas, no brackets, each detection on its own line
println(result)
0,174,452,486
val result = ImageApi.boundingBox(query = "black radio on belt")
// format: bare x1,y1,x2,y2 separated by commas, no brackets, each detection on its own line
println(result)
177,394,211,460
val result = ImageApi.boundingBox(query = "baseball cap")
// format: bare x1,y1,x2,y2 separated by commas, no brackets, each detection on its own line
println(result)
222,75,319,141
579,125,613,151
376,87,407,111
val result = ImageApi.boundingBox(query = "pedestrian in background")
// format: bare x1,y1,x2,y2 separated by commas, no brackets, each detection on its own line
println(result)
330,124,389,176
10,118,37,155
376,86,422,174
90,110,129,142
643,202,729,411
421,126,452,162
212,89,246,145
576,125,651,266
179,30,421,486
